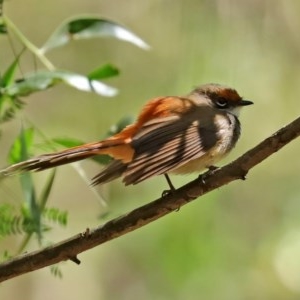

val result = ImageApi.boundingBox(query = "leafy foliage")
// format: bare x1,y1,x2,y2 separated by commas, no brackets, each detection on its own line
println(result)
4,70,118,97
41,16,150,53
0,96,24,124
50,264,63,279
3,128,67,242
0,5,147,278
8,127,34,164
43,208,68,227
0,52,25,124
0,22,6,34
0,14,148,100
0,204,24,237
0,203,68,239
88,64,120,80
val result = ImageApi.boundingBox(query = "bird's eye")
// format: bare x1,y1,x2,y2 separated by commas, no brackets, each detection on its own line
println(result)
215,98,228,108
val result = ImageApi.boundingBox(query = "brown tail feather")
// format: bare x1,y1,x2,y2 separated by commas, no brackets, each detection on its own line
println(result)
1,140,128,176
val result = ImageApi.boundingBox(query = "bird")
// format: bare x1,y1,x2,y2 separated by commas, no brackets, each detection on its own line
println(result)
1,83,253,189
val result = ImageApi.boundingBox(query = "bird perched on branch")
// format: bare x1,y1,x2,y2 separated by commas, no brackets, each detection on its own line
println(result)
1,83,253,189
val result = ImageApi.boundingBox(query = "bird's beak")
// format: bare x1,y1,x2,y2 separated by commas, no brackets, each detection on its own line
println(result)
240,99,253,106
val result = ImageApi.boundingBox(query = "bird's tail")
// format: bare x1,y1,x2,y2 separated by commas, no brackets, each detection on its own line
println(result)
1,139,131,176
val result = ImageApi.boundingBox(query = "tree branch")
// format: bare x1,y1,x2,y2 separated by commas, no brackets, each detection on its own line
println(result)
0,116,300,282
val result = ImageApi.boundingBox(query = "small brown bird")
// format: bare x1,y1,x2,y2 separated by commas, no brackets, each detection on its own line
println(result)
2,83,253,187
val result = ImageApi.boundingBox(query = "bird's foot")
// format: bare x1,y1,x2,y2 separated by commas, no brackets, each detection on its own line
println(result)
198,165,219,184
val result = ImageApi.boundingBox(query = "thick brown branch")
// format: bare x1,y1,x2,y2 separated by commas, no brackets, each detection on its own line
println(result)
0,116,300,282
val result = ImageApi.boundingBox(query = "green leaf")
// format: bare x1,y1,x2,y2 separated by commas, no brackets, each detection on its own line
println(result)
41,16,150,53
6,127,41,240
39,170,56,210
88,64,119,80
0,53,25,124
52,137,84,148
15,128,41,240
0,96,25,124
0,204,19,237
0,18,7,34
90,154,112,165
0,212,26,237
4,70,117,97
43,207,68,227
8,127,34,164
1,49,25,88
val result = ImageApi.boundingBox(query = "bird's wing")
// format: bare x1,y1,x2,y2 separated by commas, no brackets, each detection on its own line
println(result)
91,160,127,185
123,110,219,185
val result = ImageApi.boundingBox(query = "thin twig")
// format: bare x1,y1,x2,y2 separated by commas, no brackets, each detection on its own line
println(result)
3,16,55,70
0,116,299,282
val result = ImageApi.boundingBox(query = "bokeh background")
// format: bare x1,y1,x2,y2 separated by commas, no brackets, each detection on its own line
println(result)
1,0,300,299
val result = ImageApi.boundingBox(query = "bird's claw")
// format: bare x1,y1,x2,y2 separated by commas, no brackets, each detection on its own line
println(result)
199,165,220,184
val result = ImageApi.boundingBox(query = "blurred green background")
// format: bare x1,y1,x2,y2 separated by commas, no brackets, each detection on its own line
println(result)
1,0,300,299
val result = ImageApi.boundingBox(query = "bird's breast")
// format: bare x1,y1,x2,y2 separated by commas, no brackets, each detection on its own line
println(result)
171,112,241,174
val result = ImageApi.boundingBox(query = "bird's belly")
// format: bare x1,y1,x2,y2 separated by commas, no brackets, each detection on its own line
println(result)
170,147,228,175
171,116,239,174
170,134,232,174
170,112,239,175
